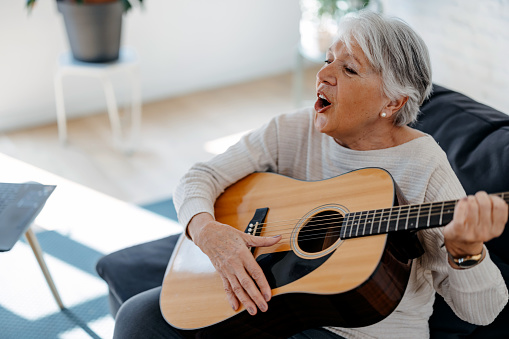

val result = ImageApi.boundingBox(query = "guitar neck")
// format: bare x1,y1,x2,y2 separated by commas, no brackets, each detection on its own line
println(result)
340,192,509,239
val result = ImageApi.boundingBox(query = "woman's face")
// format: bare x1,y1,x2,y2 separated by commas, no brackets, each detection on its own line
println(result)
314,39,391,148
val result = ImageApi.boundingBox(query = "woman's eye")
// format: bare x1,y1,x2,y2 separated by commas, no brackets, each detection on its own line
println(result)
345,67,357,75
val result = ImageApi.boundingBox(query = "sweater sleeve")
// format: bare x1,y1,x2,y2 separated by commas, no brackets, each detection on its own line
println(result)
418,164,508,325
173,116,280,230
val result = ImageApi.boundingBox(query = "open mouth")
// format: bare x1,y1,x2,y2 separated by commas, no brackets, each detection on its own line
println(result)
315,93,331,112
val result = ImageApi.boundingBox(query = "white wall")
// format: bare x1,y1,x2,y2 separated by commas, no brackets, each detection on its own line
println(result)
0,1,301,132
381,0,509,115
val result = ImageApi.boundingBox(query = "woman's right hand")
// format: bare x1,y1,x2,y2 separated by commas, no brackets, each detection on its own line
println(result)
187,212,281,316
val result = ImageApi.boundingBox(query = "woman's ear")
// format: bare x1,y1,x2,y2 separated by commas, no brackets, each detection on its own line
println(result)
384,96,408,118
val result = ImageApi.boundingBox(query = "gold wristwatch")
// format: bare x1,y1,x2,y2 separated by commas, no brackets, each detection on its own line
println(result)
448,247,485,269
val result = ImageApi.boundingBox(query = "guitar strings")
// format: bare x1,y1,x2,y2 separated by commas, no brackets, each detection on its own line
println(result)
245,193,509,242
249,192,509,233
252,201,459,237
252,213,435,241
257,192,509,233
263,200,458,226
257,210,449,237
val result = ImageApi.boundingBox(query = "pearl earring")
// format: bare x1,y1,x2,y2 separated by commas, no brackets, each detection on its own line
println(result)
381,112,387,118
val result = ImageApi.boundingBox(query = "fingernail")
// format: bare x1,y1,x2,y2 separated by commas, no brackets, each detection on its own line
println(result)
272,235,281,238
248,307,255,315
260,303,267,312
264,293,271,301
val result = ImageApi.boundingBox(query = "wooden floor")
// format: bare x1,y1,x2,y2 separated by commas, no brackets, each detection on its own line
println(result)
0,66,320,205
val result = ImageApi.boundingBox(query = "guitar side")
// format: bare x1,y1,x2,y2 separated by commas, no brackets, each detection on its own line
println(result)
160,168,412,337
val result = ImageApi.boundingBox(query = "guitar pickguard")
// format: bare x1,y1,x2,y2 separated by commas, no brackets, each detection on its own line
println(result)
256,250,334,289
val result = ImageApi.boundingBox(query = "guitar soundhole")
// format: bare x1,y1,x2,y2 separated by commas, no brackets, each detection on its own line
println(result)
298,210,343,253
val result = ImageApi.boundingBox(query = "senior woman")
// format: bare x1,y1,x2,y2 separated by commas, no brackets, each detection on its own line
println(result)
112,11,508,339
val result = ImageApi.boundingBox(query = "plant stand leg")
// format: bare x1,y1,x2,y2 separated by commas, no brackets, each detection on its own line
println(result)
54,71,68,145
128,67,142,154
101,77,123,150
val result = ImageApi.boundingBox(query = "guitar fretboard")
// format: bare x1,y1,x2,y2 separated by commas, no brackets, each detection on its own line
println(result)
340,192,509,239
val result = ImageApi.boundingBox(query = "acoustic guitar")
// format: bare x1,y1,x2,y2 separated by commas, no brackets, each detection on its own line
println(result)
160,167,508,338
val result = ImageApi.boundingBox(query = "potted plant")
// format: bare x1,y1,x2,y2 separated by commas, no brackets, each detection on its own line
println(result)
299,0,381,59
27,0,143,63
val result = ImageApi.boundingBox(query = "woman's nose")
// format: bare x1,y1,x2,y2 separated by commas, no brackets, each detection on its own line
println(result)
316,64,336,86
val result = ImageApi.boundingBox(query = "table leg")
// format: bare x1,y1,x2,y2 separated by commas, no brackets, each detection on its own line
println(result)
25,228,65,310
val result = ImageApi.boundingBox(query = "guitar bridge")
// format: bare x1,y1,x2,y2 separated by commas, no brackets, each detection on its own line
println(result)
244,207,269,253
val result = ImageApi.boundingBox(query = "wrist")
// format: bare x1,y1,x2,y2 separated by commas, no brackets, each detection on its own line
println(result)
447,246,486,269
187,212,214,243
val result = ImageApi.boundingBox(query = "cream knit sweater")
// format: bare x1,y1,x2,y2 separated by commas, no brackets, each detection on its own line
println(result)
174,107,508,338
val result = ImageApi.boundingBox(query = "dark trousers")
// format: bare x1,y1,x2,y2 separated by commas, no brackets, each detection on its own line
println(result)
96,234,345,339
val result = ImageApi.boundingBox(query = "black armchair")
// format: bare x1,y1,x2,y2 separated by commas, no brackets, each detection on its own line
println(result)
417,84,509,338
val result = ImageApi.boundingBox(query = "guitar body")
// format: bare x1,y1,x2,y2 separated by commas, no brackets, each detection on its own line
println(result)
160,168,413,338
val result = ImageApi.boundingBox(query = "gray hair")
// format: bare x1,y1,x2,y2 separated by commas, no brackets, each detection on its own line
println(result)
336,11,432,126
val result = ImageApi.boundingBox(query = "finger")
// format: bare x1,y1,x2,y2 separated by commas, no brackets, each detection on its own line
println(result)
229,271,260,315
451,197,469,234
491,196,508,237
244,258,272,304
243,235,280,302
465,195,480,231
220,274,240,311
475,191,491,238
236,257,270,313
221,248,267,314
245,234,282,248
453,197,468,222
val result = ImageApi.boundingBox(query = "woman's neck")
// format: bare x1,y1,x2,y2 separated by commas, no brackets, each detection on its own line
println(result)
333,125,425,151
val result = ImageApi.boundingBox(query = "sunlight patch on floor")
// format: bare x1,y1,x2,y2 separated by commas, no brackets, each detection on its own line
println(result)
58,315,114,339
0,242,107,321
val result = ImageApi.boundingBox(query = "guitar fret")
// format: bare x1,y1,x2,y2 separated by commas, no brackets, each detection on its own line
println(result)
405,205,411,230
358,211,363,237
395,206,402,231
355,211,363,237
426,203,433,227
439,201,444,225
354,212,360,237
377,209,384,234
362,210,368,236
385,208,392,233
430,203,442,228
368,210,375,235
408,206,419,228
348,212,354,238
339,213,350,239
442,202,455,225
415,205,422,228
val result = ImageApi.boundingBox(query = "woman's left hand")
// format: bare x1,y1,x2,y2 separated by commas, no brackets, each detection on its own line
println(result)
444,191,508,259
